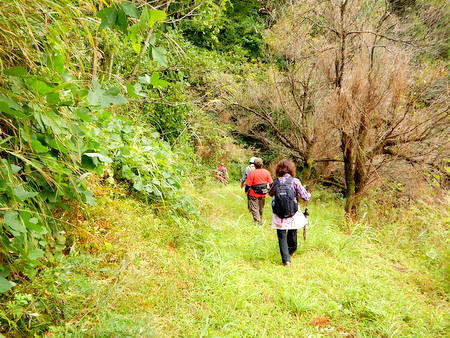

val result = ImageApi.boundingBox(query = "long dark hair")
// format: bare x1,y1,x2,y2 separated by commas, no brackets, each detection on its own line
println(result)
275,159,296,177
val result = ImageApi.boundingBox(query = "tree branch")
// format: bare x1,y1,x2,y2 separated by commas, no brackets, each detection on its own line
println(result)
347,30,414,45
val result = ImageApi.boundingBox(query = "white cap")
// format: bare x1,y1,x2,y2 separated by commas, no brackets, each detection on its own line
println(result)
249,157,257,164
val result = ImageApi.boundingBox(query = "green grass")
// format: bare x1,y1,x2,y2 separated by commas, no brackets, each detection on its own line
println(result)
2,184,448,336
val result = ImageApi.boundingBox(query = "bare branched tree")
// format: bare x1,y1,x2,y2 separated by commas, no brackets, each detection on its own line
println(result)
227,63,340,181
226,0,449,217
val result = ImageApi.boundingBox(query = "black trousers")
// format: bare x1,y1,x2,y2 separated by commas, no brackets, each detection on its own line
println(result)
276,229,298,264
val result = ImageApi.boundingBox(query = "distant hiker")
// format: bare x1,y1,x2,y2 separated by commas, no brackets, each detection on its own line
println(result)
241,157,257,219
215,162,228,184
269,159,311,267
245,158,273,225
240,157,256,188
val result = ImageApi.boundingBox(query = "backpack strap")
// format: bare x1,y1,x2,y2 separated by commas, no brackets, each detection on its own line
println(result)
285,176,294,185
270,177,293,195
269,178,279,195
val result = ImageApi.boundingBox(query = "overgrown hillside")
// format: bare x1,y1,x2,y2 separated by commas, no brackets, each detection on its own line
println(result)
0,0,448,336
0,0,254,287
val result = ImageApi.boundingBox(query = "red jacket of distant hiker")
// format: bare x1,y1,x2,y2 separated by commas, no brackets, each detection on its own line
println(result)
245,168,273,197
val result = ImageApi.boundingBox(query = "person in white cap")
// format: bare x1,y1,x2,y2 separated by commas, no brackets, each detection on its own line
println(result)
240,157,256,188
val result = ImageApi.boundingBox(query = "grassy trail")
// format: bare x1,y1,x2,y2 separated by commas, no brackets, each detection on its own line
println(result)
34,183,447,336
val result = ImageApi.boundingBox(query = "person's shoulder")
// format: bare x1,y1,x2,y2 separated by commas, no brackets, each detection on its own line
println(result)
292,177,302,185
259,168,270,175
247,169,256,177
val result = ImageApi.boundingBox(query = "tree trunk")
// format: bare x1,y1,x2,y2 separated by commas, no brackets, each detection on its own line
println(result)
344,193,358,219
341,132,358,219
301,150,314,182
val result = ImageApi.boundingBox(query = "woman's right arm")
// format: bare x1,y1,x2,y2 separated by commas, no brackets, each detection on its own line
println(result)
269,179,277,196
295,180,311,201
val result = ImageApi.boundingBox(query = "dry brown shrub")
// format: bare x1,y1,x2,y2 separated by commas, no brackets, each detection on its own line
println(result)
225,0,449,216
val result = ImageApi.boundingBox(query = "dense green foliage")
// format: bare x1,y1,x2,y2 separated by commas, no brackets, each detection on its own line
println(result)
0,1,200,289
0,0,262,290
0,55,188,284
179,0,265,58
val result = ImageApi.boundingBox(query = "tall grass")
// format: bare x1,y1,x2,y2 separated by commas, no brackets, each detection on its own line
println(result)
0,0,91,73
1,183,447,336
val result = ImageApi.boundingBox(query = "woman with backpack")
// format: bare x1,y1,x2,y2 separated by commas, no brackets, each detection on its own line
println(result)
269,159,311,267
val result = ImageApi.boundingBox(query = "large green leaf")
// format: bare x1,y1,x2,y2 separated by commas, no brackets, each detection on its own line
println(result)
0,265,10,278
120,2,139,18
88,81,128,107
74,107,93,122
46,52,65,74
133,178,145,192
127,24,141,52
126,83,138,98
121,165,134,180
3,211,26,233
105,94,128,106
30,139,49,153
19,212,47,237
105,87,121,96
134,83,147,97
0,276,16,293
139,8,166,29
4,66,29,77
0,94,22,111
10,164,22,174
116,8,128,34
150,72,169,89
27,219,47,237
149,9,167,27
46,92,60,105
126,83,147,98
138,74,151,84
27,79,52,95
13,186,39,201
152,47,168,67
0,94,25,117
97,7,117,30
28,249,44,261
82,190,96,206
139,7,150,30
